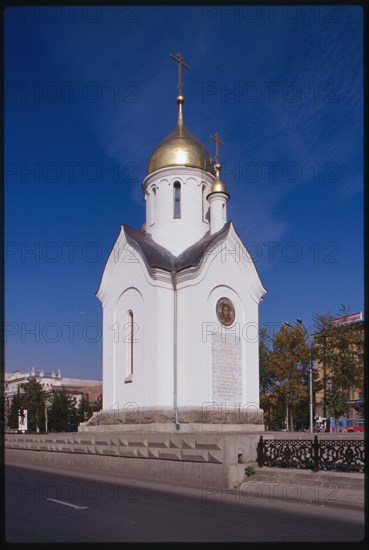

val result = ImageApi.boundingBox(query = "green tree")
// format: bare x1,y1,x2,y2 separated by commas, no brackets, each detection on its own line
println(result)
7,389,25,430
259,327,276,429
19,379,46,432
325,391,349,433
48,389,78,432
77,396,93,423
268,323,311,431
91,394,102,413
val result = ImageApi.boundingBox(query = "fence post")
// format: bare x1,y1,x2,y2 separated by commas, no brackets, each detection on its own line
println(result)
313,435,319,472
257,435,264,467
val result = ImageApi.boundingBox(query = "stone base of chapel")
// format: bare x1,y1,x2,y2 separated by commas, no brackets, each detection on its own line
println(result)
78,406,265,433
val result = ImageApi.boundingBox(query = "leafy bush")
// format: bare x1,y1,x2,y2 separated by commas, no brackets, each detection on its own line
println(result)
244,466,255,478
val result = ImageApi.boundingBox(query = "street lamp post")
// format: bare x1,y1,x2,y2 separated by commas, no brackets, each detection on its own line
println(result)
285,399,289,431
284,319,314,433
45,394,51,433
297,319,314,434
45,400,48,433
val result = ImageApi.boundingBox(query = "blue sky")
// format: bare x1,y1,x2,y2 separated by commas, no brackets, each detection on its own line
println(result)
5,5,364,379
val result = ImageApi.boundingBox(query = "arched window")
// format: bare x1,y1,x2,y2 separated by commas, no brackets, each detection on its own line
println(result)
222,202,226,220
128,310,134,376
125,310,134,382
173,181,181,219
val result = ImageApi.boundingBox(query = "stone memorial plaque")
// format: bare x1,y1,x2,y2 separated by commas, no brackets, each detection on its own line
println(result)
212,333,242,406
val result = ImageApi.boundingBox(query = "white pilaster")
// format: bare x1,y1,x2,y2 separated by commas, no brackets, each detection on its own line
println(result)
208,192,229,235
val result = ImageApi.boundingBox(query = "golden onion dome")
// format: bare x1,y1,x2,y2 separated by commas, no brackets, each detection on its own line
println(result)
208,163,230,198
146,96,215,176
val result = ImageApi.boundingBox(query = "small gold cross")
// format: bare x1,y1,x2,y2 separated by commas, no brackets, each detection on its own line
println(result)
169,52,191,96
210,133,224,165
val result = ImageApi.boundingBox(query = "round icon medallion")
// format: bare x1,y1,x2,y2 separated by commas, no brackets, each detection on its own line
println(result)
216,298,235,327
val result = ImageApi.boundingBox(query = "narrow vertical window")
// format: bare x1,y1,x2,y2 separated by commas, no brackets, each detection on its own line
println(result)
129,310,134,376
125,310,134,383
151,188,156,225
202,184,206,222
173,181,181,219
222,202,225,220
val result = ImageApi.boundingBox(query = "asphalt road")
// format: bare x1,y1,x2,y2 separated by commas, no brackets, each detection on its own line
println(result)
4,464,365,543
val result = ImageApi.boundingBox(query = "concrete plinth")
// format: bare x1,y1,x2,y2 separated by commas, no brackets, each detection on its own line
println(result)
5,431,261,489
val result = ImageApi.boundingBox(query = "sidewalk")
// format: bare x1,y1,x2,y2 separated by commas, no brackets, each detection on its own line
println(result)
235,467,365,510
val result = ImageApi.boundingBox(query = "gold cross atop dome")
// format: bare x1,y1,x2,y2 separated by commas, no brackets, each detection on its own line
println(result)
169,52,191,99
208,132,229,197
210,133,224,166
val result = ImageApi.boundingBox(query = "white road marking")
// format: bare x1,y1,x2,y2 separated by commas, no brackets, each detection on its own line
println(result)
46,498,88,510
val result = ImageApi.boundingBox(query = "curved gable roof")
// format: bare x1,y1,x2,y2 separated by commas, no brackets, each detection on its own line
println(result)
123,222,232,273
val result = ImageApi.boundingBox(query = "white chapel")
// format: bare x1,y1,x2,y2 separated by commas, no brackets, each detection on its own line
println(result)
95,54,267,431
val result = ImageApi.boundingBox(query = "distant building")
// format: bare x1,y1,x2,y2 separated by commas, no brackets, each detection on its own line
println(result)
4,370,102,405
5,369,63,398
61,382,103,404
314,314,364,422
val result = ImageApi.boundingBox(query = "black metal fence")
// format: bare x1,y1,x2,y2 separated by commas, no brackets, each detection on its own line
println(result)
257,435,365,473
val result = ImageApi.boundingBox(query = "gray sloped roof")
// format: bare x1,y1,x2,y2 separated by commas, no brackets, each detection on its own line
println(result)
123,222,231,273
